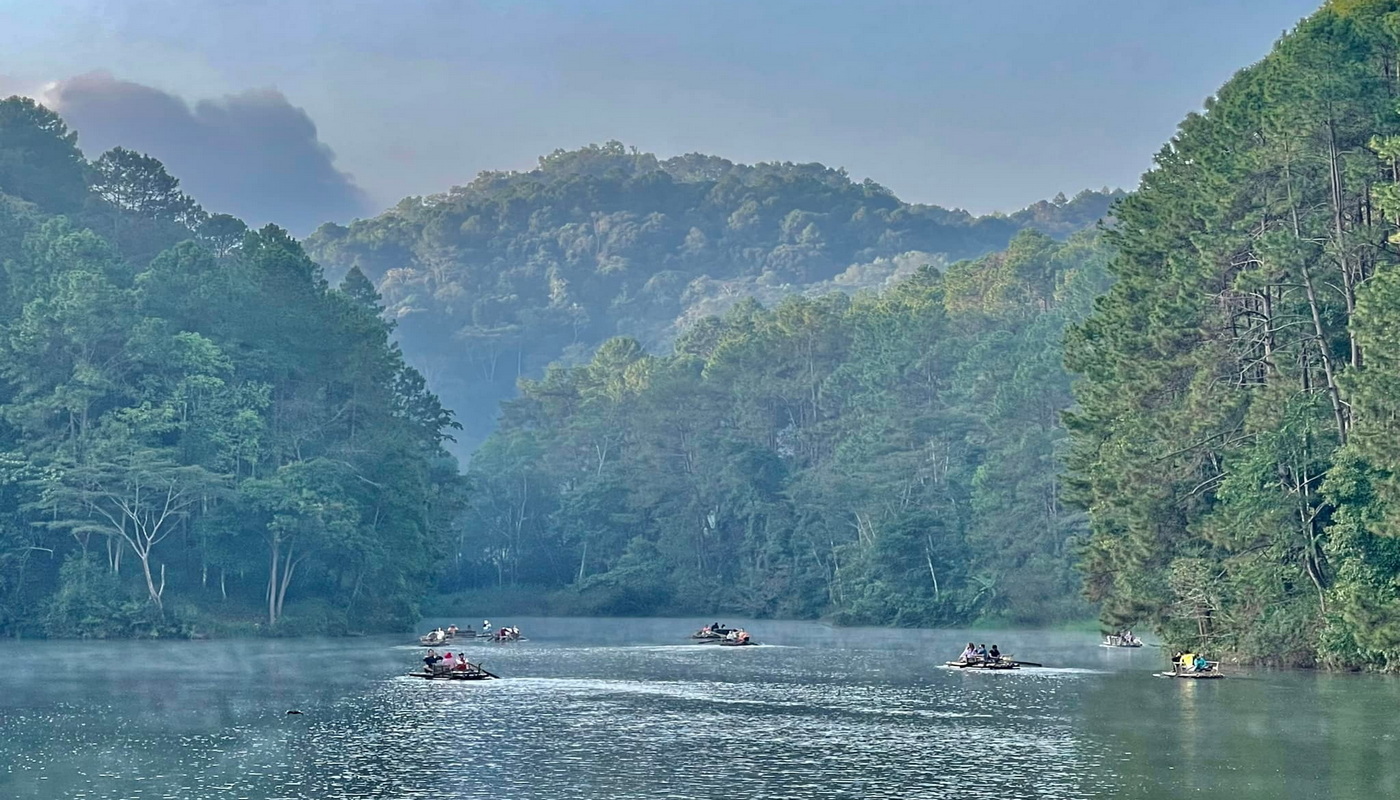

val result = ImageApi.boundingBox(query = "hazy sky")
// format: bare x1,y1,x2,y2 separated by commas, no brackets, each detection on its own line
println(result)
1,0,1322,222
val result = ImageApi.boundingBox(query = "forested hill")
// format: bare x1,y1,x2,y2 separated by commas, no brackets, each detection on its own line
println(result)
305,143,1122,451
1067,0,1400,669
0,97,465,638
447,228,1112,626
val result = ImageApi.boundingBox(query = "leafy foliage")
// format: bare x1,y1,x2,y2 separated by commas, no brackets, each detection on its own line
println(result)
1066,0,1400,669
450,229,1110,625
0,97,465,637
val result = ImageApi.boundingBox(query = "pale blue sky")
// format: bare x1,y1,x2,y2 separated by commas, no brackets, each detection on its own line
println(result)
1,0,1322,216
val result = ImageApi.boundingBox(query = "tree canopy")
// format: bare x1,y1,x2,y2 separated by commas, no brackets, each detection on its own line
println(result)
448,228,1110,626
0,96,464,637
1066,0,1400,669
306,143,1120,451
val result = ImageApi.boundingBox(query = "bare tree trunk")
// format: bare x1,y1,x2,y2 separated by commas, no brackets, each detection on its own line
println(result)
137,550,163,612
924,544,940,600
267,538,280,626
276,546,299,623
1328,120,1360,369
1300,260,1349,442
1286,153,1349,441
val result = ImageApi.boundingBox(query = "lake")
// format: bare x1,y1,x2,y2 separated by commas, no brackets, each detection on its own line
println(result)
1,618,1397,799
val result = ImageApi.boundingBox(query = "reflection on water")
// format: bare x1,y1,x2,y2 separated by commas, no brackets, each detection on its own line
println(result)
1,618,1398,798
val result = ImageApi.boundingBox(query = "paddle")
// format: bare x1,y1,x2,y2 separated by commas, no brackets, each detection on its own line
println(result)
471,662,501,679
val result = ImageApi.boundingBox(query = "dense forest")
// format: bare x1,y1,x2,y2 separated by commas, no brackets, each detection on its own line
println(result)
0,97,464,637
0,91,1118,639
446,228,1111,626
1067,0,1400,669
306,147,1121,452
26,0,1400,657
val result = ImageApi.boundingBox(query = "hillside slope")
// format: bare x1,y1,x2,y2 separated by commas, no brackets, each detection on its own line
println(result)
306,143,1121,451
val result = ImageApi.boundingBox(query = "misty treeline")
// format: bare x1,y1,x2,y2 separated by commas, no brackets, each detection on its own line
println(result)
306,144,1121,451
0,97,464,637
1068,0,1400,669
446,228,1109,626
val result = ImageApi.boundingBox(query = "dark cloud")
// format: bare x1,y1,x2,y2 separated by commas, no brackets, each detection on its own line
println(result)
47,72,372,235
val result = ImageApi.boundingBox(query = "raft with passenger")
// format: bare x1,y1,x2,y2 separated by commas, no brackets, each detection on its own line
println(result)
415,650,498,680
691,624,738,640
1101,631,1143,648
417,624,471,646
946,643,1032,670
487,626,526,643
705,630,761,647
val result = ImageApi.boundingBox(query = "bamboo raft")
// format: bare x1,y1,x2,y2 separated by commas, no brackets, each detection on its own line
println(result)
409,665,498,681
1159,669,1224,679
690,629,737,640
945,660,1019,670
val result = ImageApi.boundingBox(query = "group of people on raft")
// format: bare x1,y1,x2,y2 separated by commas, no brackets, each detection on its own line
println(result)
490,623,523,642
1105,630,1141,647
422,649,482,674
956,642,1003,664
422,625,460,645
1170,651,1216,674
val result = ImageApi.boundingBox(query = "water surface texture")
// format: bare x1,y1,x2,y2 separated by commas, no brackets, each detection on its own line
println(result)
2,618,1397,799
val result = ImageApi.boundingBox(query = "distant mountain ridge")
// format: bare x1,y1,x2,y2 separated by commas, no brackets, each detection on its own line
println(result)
306,142,1123,452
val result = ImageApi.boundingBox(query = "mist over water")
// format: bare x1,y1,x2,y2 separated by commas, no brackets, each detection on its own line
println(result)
2,619,1398,799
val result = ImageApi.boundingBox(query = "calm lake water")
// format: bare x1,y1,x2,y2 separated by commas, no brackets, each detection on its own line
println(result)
1,617,1398,799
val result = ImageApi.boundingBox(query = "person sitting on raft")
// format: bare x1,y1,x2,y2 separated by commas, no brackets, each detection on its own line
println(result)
1193,654,1211,672
737,630,750,644
423,649,443,670
960,643,977,663
442,652,457,670
975,643,988,660
453,653,472,672
989,645,1001,662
